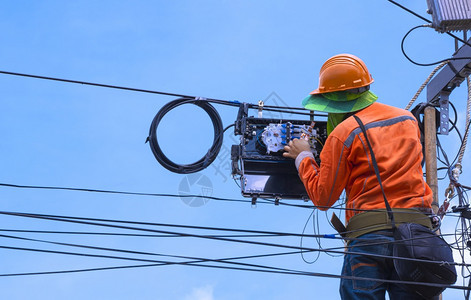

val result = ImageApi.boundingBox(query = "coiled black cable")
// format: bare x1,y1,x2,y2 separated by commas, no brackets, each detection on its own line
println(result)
147,97,223,174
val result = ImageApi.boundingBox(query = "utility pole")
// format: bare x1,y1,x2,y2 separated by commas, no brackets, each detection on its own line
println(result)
426,37,471,212
425,33,471,300
424,106,439,214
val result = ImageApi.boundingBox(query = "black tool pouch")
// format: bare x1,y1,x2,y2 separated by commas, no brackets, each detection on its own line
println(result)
393,223,456,298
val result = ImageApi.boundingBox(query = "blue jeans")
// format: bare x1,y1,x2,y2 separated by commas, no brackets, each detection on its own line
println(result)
340,232,437,300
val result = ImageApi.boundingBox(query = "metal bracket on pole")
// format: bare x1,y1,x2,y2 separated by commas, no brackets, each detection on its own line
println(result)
438,91,450,135
258,100,264,118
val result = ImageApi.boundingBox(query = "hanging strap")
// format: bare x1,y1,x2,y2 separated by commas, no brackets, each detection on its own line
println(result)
353,115,396,228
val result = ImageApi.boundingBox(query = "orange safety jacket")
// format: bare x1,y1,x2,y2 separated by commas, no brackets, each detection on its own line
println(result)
295,102,433,223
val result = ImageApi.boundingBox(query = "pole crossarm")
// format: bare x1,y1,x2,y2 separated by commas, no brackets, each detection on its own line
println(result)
427,38,471,135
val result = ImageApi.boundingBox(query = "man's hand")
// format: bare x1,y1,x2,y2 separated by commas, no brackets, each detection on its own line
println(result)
283,138,311,159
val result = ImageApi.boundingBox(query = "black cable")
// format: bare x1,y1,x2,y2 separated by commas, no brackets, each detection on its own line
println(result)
0,262,164,277
437,136,452,169
0,70,327,117
387,0,471,47
449,101,461,138
0,234,310,274
401,25,471,67
147,97,224,174
5,231,462,283
0,242,468,291
0,244,318,280
3,180,464,215
0,233,463,288
300,209,320,264
0,70,202,98
0,229,283,238
1,210,465,266
0,68,326,117
461,184,471,190
2,179,464,217
0,210,335,238
0,182,274,206
7,227,455,268
0,181,316,208
0,209,447,241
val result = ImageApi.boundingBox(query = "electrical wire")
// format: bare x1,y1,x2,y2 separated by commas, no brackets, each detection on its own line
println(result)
387,0,471,47
0,243,314,276
0,229,466,288
0,229,284,238
145,97,323,173
0,70,325,118
0,210,464,266
401,25,471,67
0,182,278,206
147,97,224,174
0,181,321,209
3,180,466,216
0,235,469,291
0,70,203,99
449,101,462,138
4,179,461,215
0,208,457,246
300,209,320,264
0,233,310,273
0,210,338,238
1,208,449,238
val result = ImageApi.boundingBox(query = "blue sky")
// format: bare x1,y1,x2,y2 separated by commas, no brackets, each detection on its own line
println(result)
0,1,469,299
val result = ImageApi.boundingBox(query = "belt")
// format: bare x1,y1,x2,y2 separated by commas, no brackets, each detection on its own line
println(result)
344,208,432,239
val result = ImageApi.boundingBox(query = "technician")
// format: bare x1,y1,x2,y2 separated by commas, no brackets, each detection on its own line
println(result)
283,54,434,299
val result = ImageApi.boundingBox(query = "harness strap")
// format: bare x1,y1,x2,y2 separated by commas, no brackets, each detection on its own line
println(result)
345,209,432,239
353,115,396,227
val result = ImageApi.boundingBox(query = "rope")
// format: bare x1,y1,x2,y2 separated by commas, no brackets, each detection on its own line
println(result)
405,61,449,110
457,76,471,165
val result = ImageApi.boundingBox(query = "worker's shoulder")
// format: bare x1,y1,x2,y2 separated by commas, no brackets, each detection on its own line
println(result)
331,102,416,143
359,102,413,120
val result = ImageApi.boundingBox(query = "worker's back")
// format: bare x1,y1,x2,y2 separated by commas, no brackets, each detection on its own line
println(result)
330,102,433,221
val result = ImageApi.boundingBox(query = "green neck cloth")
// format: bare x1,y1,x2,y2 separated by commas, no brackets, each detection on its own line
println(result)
327,113,347,135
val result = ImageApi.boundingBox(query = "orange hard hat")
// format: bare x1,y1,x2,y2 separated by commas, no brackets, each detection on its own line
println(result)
310,54,374,95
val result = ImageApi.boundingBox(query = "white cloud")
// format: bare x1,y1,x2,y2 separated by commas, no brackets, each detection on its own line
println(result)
184,285,214,300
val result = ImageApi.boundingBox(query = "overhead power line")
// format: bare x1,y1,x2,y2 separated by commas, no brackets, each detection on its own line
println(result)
7,181,460,213
0,229,283,238
0,239,468,291
0,182,312,209
0,210,465,267
0,70,198,98
0,233,309,274
0,69,326,118
0,210,334,238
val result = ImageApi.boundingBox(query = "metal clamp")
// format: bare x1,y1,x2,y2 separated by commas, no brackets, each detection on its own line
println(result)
251,196,257,208
274,196,281,206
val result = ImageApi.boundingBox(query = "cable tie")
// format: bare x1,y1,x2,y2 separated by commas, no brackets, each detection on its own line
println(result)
323,234,336,239
439,261,451,266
